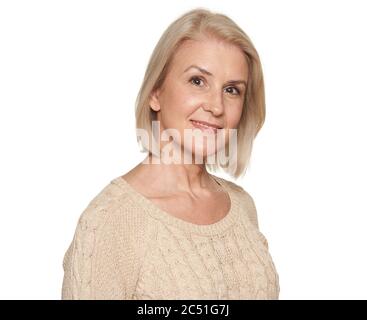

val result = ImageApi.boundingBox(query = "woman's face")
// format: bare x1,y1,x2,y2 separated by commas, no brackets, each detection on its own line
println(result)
149,36,249,162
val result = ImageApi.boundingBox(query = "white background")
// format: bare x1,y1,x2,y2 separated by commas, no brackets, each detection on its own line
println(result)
0,0,366,300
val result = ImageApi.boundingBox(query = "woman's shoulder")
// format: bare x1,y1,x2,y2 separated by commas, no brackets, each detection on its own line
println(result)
212,174,254,201
212,174,260,229
74,177,131,231
62,176,155,299
75,175,157,246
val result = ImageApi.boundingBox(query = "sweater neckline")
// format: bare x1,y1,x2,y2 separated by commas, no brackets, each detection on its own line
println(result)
111,174,240,236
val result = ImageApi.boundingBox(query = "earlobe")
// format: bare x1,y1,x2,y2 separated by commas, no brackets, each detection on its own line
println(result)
149,90,161,112
149,104,160,112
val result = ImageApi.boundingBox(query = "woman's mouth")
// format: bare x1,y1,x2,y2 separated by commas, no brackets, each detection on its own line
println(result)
190,120,222,134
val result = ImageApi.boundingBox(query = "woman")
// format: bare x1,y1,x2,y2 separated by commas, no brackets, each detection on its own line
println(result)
61,8,280,300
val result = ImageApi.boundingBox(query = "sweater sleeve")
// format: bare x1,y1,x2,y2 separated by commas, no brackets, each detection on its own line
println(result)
243,191,269,250
61,240,74,299
61,184,144,300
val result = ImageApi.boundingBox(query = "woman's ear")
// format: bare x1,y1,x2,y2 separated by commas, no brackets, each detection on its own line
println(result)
149,89,161,112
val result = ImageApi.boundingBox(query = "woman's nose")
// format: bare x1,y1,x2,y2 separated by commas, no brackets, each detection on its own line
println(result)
202,90,225,116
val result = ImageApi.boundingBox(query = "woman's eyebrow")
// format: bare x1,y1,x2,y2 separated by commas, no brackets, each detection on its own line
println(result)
183,64,247,86
184,64,213,76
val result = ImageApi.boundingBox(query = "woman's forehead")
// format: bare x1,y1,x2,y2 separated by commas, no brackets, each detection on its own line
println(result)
170,39,248,77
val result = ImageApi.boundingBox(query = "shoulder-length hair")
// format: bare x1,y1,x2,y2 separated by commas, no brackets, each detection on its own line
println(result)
135,7,266,179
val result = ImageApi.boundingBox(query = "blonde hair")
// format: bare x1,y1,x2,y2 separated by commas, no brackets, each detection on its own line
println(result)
135,7,266,179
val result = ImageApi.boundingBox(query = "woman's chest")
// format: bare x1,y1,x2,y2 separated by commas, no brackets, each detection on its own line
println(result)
147,191,231,225
132,223,279,300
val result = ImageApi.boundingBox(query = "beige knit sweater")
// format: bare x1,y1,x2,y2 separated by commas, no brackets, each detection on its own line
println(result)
61,175,280,300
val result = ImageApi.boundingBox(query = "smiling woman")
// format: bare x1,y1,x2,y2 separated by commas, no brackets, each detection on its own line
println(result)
135,10,266,178
145,36,248,166
61,7,280,300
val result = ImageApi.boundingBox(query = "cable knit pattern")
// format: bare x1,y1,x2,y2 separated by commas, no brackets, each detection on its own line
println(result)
61,174,280,300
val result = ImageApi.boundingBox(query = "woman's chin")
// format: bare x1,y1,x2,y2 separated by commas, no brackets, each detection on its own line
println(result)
181,146,219,163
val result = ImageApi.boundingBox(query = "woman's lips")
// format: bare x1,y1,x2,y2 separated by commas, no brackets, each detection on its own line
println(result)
190,120,221,133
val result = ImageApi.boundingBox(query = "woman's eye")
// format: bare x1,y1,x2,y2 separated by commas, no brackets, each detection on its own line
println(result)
225,87,241,95
189,76,204,86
